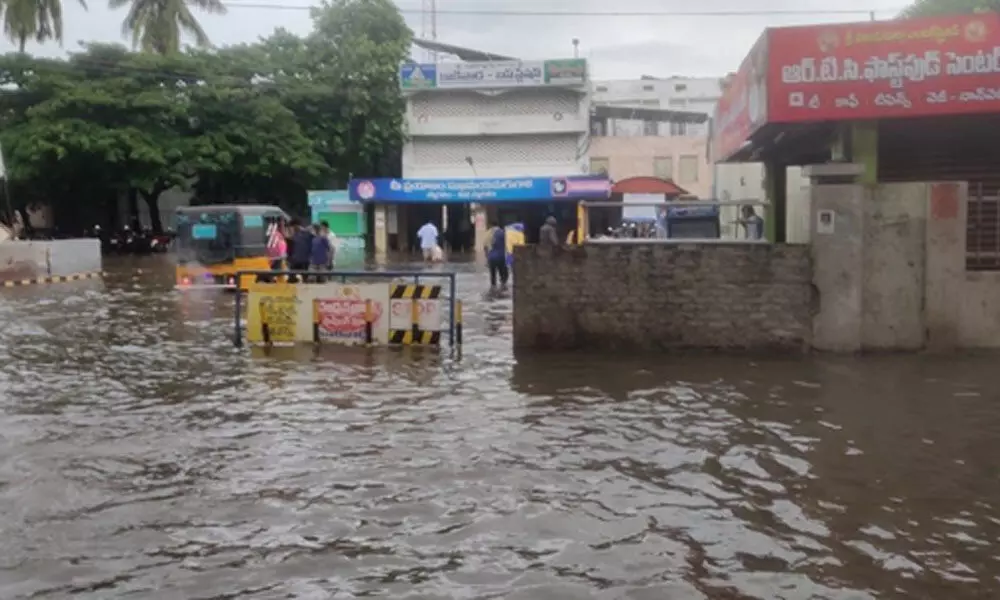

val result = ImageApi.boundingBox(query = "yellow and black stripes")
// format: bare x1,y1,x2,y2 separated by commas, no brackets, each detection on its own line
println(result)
390,284,442,300
2,272,103,287
389,329,441,346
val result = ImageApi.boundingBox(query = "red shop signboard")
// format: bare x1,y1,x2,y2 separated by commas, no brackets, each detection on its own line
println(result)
712,32,769,161
766,13,1000,123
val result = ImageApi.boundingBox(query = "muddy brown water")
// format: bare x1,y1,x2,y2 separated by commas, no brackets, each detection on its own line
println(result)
1,256,999,599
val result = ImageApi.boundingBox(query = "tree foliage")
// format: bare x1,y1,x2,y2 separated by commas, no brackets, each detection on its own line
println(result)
900,0,999,18
0,0,411,233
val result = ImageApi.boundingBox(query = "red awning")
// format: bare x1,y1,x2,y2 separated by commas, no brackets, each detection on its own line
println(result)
610,176,688,196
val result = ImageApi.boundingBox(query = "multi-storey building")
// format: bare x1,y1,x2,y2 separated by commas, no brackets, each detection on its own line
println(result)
363,58,597,254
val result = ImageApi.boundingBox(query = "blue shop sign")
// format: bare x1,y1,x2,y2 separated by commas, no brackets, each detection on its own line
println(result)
348,176,611,203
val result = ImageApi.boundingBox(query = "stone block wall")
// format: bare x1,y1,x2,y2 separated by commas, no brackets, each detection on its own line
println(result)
513,243,814,352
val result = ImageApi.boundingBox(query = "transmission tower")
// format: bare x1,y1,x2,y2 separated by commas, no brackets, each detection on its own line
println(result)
421,0,438,63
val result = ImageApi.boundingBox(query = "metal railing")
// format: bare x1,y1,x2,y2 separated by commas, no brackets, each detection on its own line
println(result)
232,270,459,348
577,199,770,243
966,184,1000,271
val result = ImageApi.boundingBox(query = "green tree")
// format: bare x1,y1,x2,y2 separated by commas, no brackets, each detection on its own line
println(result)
3,0,87,52
109,0,226,54
900,0,998,18
0,0,411,232
261,0,412,186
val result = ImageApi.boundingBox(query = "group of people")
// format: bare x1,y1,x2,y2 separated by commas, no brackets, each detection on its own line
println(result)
265,218,338,282
481,215,561,292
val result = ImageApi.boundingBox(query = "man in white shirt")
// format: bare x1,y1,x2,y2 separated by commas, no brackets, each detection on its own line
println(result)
417,220,439,262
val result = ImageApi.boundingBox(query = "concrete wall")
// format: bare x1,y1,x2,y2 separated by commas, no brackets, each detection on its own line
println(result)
0,239,102,283
403,88,591,179
512,243,813,352
809,177,1000,351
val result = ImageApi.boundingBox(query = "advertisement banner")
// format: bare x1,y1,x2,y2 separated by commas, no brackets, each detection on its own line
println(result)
544,59,588,85
313,283,390,345
400,63,437,89
349,176,611,203
711,32,769,162
436,60,545,89
767,13,1000,123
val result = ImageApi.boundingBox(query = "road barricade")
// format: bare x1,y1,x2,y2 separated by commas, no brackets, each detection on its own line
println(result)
233,270,460,349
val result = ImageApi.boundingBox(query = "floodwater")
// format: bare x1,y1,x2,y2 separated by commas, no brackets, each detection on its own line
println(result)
1,257,1000,600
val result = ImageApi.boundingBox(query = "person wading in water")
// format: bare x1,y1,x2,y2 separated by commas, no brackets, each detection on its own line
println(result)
484,221,509,292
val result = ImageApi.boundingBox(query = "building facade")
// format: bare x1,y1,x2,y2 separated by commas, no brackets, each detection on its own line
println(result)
369,59,596,255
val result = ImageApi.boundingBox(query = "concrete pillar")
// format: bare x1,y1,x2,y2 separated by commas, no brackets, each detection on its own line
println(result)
924,182,966,350
803,163,866,352
472,203,487,261
373,204,388,263
763,161,788,243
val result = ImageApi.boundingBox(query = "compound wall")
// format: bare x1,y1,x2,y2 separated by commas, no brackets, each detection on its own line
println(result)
0,239,102,283
513,243,814,352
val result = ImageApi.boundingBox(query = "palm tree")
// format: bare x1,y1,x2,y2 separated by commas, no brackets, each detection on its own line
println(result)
108,0,226,55
2,0,87,52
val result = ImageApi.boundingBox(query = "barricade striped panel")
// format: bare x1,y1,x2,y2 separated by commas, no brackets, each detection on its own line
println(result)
389,329,441,346
390,284,442,300
1,272,103,287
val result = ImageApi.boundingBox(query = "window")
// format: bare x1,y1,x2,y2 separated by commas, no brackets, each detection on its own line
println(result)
674,83,688,92
596,85,608,92
590,157,610,176
642,84,654,91
653,156,673,179
678,155,700,183
642,120,659,136
668,98,687,107
966,185,1000,270
669,122,688,136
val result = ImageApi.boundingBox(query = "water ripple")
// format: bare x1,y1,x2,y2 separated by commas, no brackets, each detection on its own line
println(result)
0,257,998,599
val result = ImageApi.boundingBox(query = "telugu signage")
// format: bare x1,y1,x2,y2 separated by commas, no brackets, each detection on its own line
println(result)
436,61,545,89
711,32,769,163
400,59,587,90
767,13,1000,123
348,176,611,203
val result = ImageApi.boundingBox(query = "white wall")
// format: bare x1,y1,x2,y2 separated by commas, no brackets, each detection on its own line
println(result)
404,87,590,179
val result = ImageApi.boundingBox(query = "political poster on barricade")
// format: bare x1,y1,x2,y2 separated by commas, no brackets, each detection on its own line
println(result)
311,283,390,345
246,281,302,344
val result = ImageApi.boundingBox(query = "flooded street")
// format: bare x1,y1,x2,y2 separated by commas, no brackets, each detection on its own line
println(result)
2,256,1000,599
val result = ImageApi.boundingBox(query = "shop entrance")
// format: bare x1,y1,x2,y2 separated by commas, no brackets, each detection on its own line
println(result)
490,201,578,243
400,203,443,253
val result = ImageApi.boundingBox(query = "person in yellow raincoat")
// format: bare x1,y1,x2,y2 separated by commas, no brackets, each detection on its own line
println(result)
504,222,526,268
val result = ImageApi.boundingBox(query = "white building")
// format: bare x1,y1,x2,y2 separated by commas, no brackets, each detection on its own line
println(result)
591,76,722,138
403,63,591,178
591,75,812,240
383,58,591,253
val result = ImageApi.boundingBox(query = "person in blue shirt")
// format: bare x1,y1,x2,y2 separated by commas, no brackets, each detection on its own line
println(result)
484,221,508,291
288,219,313,283
308,223,331,282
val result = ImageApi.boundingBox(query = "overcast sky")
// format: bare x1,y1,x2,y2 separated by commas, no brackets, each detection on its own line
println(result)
6,0,908,79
